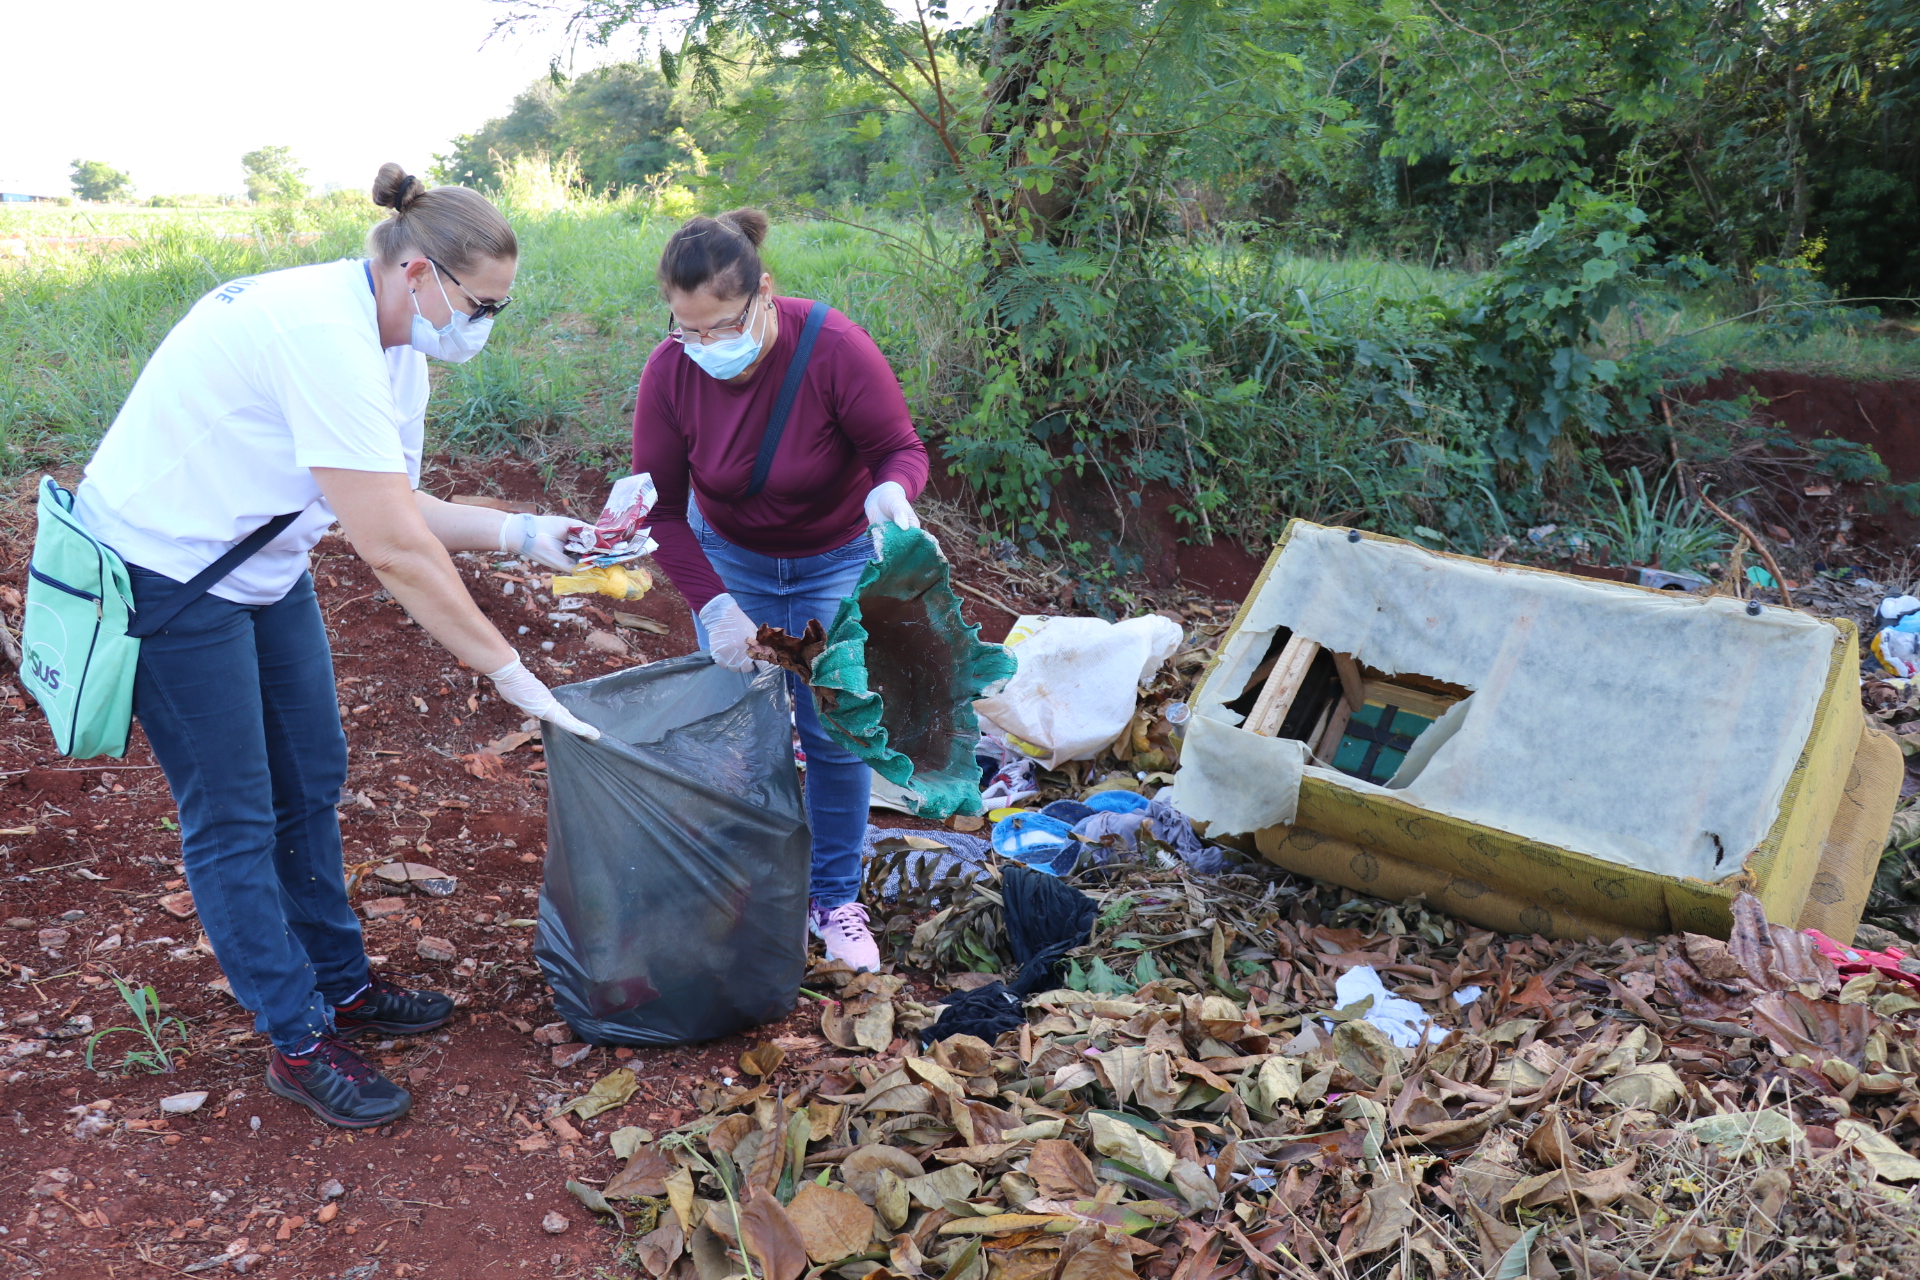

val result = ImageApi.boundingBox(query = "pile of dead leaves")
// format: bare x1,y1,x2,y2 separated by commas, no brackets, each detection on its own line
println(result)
559,889,1920,1279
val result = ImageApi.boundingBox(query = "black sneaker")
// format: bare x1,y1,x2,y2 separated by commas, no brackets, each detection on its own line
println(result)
331,975,456,1040
266,1035,411,1129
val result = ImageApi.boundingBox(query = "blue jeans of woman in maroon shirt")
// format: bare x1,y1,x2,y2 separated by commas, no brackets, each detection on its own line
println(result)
688,498,873,908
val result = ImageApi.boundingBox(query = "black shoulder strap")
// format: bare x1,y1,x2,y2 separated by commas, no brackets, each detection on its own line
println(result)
125,512,301,638
745,300,830,499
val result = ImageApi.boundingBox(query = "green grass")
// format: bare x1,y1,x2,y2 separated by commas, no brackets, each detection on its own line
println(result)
0,190,954,476
6,182,1914,497
0,204,259,238
1596,282,1920,381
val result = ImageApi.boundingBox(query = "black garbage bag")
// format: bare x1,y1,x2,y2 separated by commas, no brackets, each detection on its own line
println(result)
535,655,811,1045
922,865,1099,1044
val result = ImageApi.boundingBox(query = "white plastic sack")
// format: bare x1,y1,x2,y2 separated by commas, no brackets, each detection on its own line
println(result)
973,614,1183,768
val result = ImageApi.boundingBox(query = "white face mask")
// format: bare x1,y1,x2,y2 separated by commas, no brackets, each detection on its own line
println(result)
682,298,765,381
409,262,493,363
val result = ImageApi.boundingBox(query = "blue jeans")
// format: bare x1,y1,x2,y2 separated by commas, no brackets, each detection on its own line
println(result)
128,566,365,1052
689,504,873,908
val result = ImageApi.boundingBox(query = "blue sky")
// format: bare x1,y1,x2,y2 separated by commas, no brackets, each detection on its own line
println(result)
2,0,621,197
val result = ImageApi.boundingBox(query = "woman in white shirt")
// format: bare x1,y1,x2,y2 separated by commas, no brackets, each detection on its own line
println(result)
76,164,593,1130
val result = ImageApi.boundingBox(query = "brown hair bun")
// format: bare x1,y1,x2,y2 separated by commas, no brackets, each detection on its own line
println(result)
716,207,769,248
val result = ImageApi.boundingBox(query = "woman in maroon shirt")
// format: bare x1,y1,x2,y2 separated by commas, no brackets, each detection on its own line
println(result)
632,209,931,972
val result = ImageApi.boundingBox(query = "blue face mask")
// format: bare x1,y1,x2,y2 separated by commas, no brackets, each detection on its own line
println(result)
682,302,765,380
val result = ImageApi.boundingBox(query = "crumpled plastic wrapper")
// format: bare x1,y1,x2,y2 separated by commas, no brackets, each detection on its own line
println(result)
564,473,660,569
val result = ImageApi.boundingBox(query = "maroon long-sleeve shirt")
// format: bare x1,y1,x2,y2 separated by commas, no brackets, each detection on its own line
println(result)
630,295,930,613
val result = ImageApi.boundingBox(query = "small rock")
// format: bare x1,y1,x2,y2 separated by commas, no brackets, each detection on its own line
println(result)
8,1039,46,1059
452,957,478,978
231,1252,265,1274
59,909,85,922
371,862,458,897
318,1178,346,1200
5,917,33,930
551,1042,591,1069
29,1168,75,1196
362,897,409,920
11,1011,40,1026
160,1091,210,1115
315,1202,340,1224
49,1013,94,1039
158,891,197,919
531,1022,573,1045
37,928,70,951
584,630,628,656
541,1211,570,1235
415,936,456,963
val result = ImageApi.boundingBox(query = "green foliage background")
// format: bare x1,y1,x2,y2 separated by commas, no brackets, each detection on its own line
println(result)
9,0,1920,583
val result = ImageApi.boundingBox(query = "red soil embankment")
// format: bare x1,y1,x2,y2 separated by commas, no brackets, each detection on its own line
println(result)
1696,370,1920,480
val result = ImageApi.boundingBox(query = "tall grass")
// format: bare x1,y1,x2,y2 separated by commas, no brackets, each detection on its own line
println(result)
0,183,952,478
6,167,1912,532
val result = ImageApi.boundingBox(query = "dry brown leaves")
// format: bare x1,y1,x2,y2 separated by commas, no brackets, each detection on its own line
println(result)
570,890,1920,1280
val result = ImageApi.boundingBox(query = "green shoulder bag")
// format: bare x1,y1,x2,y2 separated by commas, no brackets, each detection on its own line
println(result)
21,478,295,759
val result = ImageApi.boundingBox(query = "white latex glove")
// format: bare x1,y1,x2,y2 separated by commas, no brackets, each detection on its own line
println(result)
864,480,929,557
499,512,590,573
697,593,757,672
485,659,601,740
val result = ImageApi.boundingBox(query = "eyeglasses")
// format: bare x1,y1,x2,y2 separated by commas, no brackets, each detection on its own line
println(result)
667,297,756,345
428,258,512,320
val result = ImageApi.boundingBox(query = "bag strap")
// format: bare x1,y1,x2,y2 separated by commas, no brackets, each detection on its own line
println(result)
125,512,300,638
744,300,830,499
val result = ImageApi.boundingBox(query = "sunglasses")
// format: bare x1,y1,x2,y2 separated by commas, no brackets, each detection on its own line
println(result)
429,258,512,320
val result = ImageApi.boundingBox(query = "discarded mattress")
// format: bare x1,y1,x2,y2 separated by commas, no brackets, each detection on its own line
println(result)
808,524,1017,819
1177,520,1902,943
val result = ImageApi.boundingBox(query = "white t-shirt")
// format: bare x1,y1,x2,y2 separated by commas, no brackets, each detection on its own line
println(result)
76,258,427,605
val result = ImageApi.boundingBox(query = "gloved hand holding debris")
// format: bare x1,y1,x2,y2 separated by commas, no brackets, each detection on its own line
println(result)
552,473,662,601
499,512,592,573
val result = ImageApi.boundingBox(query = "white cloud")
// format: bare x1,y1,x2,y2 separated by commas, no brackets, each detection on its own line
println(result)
0,0,623,197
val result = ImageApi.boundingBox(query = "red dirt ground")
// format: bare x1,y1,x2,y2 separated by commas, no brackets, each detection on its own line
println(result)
0,457,1054,1280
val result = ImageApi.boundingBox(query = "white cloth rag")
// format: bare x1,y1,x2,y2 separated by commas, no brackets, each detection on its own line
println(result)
1331,965,1444,1049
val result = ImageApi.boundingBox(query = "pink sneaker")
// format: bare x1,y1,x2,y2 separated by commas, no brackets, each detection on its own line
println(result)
810,901,880,973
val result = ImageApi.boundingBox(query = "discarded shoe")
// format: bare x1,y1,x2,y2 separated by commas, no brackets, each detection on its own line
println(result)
267,1035,411,1129
810,901,881,973
332,974,455,1040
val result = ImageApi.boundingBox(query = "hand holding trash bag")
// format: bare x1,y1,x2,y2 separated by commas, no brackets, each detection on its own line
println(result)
498,512,592,573
698,593,758,671
485,659,601,739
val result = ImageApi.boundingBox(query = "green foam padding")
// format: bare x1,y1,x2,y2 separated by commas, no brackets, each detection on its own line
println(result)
809,525,1018,819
